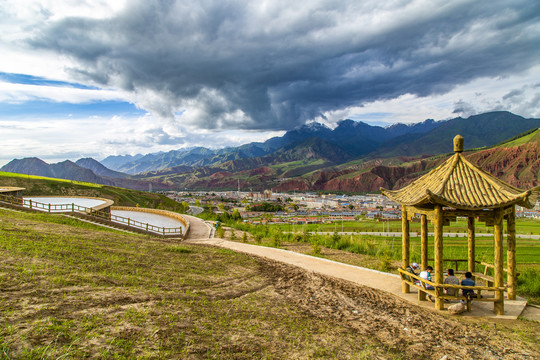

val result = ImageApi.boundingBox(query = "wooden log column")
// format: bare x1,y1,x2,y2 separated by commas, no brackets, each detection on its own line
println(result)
467,216,475,274
419,214,428,301
493,209,505,315
402,206,410,293
434,205,444,310
507,207,517,300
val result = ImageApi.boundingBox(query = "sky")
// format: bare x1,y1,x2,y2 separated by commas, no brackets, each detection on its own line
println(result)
0,0,539,166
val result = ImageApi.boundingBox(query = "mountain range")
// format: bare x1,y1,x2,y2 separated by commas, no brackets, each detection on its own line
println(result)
100,117,442,174
2,111,540,193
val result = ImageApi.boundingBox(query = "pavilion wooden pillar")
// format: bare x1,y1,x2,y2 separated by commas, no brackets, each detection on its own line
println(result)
467,216,475,274
493,208,505,315
419,214,428,301
402,206,410,293
434,205,444,310
507,207,517,300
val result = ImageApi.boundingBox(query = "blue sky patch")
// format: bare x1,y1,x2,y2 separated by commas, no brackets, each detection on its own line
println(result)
0,72,99,90
0,100,145,118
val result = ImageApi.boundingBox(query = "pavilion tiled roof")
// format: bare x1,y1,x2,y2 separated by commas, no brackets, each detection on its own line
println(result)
380,135,540,210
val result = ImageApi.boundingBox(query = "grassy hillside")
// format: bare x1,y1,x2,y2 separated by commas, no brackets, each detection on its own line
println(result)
0,172,183,211
0,209,392,358
496,128,540,148
2,209,540,358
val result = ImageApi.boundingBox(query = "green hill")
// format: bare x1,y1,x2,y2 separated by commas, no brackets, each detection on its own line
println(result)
2,209,538,358
0,171,184,211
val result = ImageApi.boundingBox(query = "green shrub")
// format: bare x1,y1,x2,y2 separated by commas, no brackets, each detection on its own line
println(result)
379,255,392,272
312,242,321,255
217,227,225,238
270,236,281,248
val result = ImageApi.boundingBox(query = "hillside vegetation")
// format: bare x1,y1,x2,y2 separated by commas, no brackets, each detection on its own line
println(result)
1,209,540,358
0,172,183,211
0,209,397,358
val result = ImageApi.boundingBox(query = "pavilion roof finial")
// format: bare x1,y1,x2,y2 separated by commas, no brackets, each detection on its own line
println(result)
453,135,464,153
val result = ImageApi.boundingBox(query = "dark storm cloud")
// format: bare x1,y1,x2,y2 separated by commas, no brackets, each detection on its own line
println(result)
453,100,477,117
503,89,525,101
29,0,540,130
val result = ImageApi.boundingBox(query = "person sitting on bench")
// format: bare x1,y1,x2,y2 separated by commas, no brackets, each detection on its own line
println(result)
406,262,419,275
461,271,476,301
405,262,420,284
419,266,434,290
444,268,460,296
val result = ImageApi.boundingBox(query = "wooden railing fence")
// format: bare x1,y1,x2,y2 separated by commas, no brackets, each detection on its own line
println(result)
0,194,184,237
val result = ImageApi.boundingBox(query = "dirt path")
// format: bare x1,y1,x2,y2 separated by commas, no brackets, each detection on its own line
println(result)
183,216,403,299
263,259,538,359
190,237,405,295
183,214,212,239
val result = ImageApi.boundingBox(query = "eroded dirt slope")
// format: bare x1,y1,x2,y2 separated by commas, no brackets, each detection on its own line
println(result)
265,260,539,360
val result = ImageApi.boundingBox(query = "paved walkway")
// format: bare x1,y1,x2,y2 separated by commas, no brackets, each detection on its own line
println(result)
184,216,536,320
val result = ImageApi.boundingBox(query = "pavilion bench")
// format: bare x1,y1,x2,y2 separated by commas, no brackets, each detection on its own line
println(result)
398,268,504,312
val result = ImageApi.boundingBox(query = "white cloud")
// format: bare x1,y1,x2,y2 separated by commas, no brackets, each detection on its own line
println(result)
0,114,284,166
321,65,540,126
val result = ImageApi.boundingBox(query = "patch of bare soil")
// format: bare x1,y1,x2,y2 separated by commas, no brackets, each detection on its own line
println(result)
263,259,540,360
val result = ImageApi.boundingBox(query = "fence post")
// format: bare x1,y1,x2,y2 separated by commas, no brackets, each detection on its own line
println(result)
72,203,75,212
146,223,148,231
48,203,51,212
163,227,165,236
127,218,130,227
29,200,32,209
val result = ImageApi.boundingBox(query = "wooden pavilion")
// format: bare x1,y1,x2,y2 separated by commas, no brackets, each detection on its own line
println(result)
381,135,539,314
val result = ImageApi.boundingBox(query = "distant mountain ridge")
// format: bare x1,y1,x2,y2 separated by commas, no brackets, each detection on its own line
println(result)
0,158,173,191
102,116,442,174
3,111,540,193
75,158,130,179
369,112,540,158
273,127,540,193
2,158,109,184
126,111,540,192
